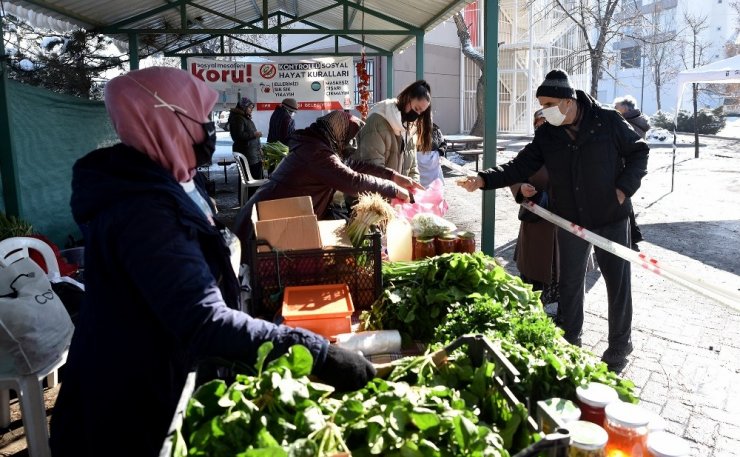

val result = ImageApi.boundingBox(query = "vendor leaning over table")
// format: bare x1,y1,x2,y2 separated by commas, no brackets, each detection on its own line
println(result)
49,67,377,457
233,109,422,259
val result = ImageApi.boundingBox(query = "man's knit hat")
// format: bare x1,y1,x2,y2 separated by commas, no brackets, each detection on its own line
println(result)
536,69,577,99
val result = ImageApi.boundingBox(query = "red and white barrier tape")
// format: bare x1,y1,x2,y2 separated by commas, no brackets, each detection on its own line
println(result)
521,201,740,312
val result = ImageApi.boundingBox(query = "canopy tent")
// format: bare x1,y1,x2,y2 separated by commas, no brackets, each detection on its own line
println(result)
670,55,740,191
675,54,740,111
0,0,503,253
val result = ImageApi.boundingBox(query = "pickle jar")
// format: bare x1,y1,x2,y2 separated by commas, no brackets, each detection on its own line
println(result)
646,431,691,457
567,420,608,457
435,233,458,255
538,398,582,434
455,230,476,253
413,236,437,260
575,382,619,426
603,401,649,456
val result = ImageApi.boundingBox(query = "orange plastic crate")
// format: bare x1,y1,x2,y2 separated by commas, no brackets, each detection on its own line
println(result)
281,284,354,340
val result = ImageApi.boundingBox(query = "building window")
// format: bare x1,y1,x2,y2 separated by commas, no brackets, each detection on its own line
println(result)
621,46,641,69
354,58,375,106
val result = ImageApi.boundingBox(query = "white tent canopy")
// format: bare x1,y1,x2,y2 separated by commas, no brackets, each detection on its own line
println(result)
676,55,740,111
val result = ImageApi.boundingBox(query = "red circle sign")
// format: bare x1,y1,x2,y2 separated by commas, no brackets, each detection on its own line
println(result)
259,64,277,79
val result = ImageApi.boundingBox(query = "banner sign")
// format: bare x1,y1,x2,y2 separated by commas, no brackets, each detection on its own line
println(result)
187,57,355,111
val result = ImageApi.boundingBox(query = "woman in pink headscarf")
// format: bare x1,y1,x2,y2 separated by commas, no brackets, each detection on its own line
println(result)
50,67,376,457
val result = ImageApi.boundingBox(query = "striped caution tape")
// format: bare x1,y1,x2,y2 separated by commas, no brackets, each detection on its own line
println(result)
520,200,740,312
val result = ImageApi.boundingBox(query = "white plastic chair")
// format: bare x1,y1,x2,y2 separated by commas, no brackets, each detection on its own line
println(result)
233,152,268,207
0,236,68,457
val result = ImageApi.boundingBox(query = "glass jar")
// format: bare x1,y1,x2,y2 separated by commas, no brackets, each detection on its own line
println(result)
539,398,582,434
567,420,608,457
413,236,437,260
435,233,458,255
455,230,476,253
575,383,619,426
646,431,690,457
604,401,649,456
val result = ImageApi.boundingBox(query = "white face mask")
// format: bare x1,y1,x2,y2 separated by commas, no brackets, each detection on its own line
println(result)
541,100,571,126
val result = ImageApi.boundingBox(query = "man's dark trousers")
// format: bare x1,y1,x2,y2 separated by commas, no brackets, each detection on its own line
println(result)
556,217,632,350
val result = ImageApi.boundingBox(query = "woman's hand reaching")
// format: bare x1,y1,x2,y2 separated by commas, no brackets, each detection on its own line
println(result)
392,173,425,191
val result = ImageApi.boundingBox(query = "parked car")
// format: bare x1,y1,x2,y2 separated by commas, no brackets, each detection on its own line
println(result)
217,111,230,131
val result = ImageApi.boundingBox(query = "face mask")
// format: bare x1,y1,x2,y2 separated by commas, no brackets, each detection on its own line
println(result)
401,109,420,123
193,121,217,167
176,111,217,167
541,100,570,126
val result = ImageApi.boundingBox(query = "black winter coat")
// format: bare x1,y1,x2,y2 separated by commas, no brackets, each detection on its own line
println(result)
229,108,262,164
50,144,329,457
479,91,649,229
267,105,296,144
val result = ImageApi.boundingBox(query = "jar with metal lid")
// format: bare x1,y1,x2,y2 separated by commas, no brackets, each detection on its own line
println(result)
567,420,608,457
413,236,436,260
455,230,476,253
575,382,619,426
435,233,458,255
646,431,690,457
604,401,649,456
538,398,582,434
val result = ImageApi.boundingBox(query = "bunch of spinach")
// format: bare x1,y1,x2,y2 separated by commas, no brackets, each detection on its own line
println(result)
361,252,636,405
177,342,533,456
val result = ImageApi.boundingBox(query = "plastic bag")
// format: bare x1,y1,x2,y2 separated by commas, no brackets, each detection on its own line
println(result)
411,213,457,237
0,258,74,374
393,178,449,220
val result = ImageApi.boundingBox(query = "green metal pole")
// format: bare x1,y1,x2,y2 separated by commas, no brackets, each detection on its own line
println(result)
415,32,424,81
0,14,22,217
480,0,498,255
129,33,140,70
386,55,393,98
181,57,187,70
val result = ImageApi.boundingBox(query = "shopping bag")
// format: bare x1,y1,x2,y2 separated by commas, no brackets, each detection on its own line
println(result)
0,257,74,375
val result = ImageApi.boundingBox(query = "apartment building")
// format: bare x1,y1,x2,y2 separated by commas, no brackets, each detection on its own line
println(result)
598,0,739,115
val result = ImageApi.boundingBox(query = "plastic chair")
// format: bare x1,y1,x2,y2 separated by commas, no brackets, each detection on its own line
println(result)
0,237,68,457
233,152,268,207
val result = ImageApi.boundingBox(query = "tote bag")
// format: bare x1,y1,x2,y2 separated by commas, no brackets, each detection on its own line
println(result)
0,257,74,375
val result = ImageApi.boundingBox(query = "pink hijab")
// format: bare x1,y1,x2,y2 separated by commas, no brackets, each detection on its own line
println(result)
105,67,218,182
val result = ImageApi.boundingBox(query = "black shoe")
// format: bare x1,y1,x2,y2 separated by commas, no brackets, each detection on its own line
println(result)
601,342,634,372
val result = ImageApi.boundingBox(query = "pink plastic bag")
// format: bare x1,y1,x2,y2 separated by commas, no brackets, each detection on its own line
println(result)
392,178,448,220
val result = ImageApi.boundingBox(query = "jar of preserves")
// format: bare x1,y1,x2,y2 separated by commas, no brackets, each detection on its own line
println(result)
646,431,690,457
575,382,619,426
413,236,436,260
604,401,649,456
455,231,476,253
567,420,608,457
538,398,581,434
435,233,458,255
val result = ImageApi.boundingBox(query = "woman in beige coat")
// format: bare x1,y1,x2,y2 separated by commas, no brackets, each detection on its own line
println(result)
351,80,433,183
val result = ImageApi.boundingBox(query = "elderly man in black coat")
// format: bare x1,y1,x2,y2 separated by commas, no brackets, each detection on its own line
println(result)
458,69,649,371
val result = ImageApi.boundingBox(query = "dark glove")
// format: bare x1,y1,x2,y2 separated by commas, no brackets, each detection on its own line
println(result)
313,345,376,392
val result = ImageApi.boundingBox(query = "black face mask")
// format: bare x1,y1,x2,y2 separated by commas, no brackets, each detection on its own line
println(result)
176,112,217,167
401,110,420,123
193,121,217,167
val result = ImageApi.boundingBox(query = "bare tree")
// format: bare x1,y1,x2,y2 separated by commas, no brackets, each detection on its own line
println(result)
633,3,680,111
453,12,485,136
550,0,642,97
680,12,709,158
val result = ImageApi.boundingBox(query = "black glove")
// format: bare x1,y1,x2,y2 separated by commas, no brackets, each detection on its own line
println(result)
313,345,376,392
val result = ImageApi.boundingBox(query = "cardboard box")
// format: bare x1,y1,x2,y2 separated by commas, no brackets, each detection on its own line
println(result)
253,197,352,252
253,196,321,251
281,284,354,340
